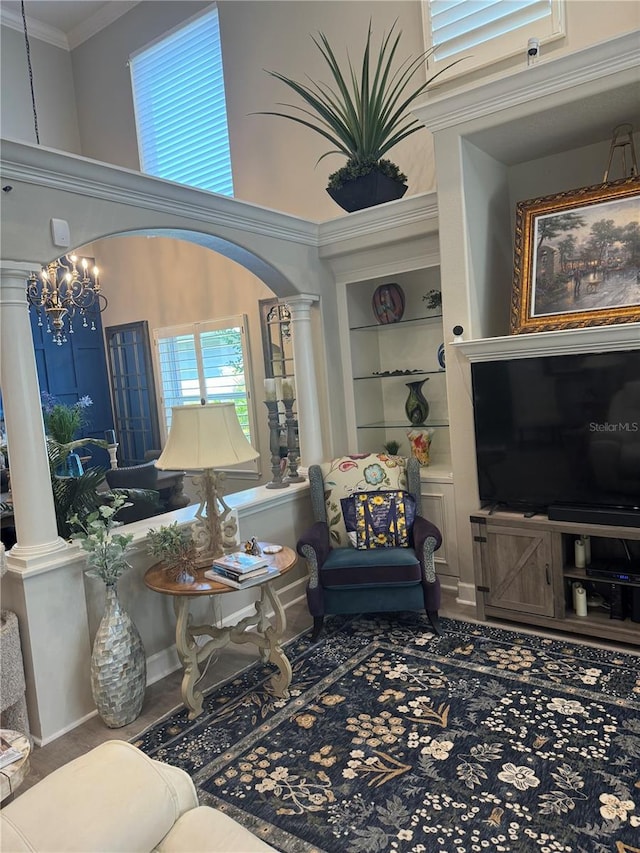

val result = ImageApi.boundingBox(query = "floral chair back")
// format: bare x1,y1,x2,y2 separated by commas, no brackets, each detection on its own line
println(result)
310,453,421,548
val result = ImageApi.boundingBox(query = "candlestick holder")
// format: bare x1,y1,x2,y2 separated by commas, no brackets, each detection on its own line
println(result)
264,400,288,489
282,397,304,482
107,444,119,470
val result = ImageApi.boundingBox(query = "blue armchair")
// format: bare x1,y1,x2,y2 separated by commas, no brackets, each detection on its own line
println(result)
296,453,442,641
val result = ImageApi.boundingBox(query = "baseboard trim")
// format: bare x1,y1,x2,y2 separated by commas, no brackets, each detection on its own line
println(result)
456,581,476,607
36,708,98,747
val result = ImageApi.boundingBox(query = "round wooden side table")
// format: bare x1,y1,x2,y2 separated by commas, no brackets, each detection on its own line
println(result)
144,543,298,719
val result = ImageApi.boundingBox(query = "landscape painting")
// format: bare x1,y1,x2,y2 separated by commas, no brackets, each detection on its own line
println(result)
510,177,640,333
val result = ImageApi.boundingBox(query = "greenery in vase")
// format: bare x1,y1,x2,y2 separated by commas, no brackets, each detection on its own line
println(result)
42,393,93,444
146,522,197,573
70,493,133,585
256,20,461,189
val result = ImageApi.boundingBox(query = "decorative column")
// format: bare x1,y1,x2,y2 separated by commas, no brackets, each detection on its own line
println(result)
0,263,67,562
285,294,323,466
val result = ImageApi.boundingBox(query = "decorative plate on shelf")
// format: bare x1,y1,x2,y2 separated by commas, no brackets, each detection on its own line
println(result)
437,343,446,370
372,283,405,324
372,369,424,376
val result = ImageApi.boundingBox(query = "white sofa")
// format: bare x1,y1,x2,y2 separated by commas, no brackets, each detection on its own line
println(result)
0,740,276,852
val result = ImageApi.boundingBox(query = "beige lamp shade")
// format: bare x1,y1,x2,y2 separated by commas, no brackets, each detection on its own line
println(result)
155,403,259,471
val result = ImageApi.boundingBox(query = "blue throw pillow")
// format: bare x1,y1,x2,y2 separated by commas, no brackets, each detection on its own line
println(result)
340,490,416,549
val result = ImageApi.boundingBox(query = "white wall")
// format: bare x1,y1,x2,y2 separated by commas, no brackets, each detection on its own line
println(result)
0,24,80,152
95,234,277,479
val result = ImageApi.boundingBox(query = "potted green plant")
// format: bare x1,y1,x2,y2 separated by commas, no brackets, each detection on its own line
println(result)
383,440,401,456
146,521,197,584
47,439,108,538
256,20,460,212
41,393,109,479
42,393,93,445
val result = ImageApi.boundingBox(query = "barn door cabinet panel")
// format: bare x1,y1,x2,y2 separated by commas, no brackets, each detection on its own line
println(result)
472,517,557,619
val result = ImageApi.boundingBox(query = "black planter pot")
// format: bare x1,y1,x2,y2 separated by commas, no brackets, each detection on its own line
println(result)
327,170,408,213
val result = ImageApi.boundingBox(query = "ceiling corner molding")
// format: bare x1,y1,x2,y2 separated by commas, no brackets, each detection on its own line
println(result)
0,7,68,50
67,1,140,50
414,31,640,134
0,2,140,50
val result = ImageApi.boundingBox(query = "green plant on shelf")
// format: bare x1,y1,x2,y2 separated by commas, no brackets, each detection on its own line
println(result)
382,440,401,456
146,522,197,577
422,290,442,311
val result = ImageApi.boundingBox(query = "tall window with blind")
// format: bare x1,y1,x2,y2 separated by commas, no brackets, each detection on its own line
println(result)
129,5,234,195
153,316,256,460
424,0,565,74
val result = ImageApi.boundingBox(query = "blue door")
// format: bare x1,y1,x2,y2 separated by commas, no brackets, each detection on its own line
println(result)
105,321,161,466
30,303,114,470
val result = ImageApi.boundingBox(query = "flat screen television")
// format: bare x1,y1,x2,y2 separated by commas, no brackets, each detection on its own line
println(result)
471,350,640,516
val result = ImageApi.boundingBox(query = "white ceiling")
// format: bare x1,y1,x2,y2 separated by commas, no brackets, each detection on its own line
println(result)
0,1,139,49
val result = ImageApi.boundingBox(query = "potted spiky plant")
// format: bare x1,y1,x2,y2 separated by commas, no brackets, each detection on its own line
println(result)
256,20,460,212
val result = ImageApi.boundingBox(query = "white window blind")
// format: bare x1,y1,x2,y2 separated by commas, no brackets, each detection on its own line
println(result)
425,0,565,71
154,316,255,458
130,6,234,195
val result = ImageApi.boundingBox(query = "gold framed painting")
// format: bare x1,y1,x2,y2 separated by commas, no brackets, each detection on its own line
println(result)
510,175,640,334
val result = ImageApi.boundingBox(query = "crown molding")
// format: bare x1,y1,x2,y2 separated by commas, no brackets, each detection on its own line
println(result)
0,2,140,51
414,31,640,134
67,2,139,50
1,7,68,50
317,192,438,255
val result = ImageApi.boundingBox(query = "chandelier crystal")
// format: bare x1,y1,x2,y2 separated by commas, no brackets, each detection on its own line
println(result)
26,255,106,345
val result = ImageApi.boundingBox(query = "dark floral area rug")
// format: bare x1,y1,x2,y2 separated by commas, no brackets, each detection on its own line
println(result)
134,614,640,853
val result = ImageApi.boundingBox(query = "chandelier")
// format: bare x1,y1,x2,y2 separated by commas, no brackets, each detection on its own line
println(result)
26,255,107,346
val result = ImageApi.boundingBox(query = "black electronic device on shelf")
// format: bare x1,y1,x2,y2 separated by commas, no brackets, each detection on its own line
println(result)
585,560,640,584
471,349,640,526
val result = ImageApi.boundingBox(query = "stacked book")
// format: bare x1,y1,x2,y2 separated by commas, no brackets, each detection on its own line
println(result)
205,551,279,589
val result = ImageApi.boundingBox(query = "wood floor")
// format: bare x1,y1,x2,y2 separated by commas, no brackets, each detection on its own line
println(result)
16,589,636,794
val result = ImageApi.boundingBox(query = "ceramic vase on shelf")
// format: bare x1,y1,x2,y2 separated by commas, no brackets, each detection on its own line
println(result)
372,282,405,324
407,428,433,467
405,379,429,426
91,583,146,728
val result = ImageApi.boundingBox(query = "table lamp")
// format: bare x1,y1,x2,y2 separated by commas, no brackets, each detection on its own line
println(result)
155,403,259,559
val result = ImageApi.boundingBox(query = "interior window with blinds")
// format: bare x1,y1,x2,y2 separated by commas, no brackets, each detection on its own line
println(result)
154,316,256,467
129,5,234,195
425,0,565,73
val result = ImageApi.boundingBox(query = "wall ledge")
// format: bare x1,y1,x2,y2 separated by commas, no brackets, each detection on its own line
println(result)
4,481,310,578
452,322,640,362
